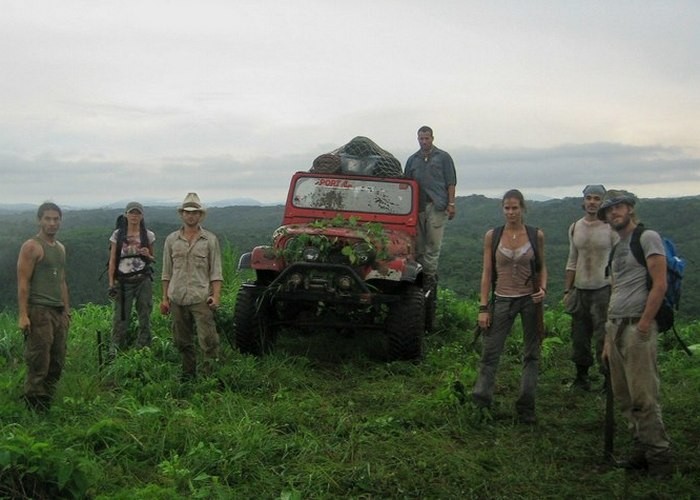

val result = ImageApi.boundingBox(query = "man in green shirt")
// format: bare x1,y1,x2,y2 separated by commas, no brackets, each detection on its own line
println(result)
17,202,71,412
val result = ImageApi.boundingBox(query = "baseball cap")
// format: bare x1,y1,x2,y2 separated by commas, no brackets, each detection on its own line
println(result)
125,201,144,214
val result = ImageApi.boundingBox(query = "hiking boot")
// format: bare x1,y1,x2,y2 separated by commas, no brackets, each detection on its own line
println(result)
647,460,674,477
180,369,197,383
647,450,673,477
470,405,493,424
24,395,51,413
517,412,537,425
469,395,493,423
616,448,648,471
201,356,219,377
572,376,591,391
572,365,591,391
451,380,467,405
181,354,197,381
647,461,673,477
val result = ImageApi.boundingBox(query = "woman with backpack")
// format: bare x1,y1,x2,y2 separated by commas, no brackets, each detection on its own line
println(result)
108,201,156,357
471,189,548,424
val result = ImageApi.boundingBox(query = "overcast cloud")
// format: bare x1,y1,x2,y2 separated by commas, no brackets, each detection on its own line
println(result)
2,0,699,207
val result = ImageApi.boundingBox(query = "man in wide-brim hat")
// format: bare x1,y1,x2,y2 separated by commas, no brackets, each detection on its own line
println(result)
177,192,207,218
161,192,222,379
599,189,673,476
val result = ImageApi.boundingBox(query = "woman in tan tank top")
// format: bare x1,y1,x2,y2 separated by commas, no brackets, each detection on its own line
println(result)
471,189,547,424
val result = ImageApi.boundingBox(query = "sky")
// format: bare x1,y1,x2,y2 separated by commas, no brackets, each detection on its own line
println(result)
2,0,699,208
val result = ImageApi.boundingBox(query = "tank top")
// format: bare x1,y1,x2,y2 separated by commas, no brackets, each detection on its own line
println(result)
495,242,535,297
28,237,66,308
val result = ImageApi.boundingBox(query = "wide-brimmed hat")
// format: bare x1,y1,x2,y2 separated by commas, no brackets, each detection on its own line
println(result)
125,201,144,214
597,189,636,220
177,192,206,214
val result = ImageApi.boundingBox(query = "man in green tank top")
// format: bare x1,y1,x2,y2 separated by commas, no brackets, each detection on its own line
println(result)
17,202,71,412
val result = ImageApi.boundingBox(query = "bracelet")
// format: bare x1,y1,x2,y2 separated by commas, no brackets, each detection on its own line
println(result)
563,289,570,294
448,202,455,206
478,305,489,313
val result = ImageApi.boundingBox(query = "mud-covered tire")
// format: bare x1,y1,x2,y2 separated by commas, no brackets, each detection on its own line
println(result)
386,285,425,361
231,287,276,355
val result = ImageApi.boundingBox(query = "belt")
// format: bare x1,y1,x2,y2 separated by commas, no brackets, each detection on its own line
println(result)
30,304,65,312
118,273,148,283
611,317,640,327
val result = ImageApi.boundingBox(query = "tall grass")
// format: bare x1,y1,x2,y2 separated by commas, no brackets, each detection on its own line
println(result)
1,257,699,498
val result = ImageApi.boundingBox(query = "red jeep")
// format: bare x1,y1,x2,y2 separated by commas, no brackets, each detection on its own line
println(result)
231,167,431,361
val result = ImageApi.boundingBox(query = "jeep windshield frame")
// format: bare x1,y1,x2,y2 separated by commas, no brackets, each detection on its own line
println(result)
282,172,419,231
292,175,413,215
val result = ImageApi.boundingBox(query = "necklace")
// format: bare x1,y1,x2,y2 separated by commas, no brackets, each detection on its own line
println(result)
505,226,523,241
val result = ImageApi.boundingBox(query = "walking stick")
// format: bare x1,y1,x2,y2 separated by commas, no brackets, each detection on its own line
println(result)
603,361,615,462
96,329,104,369
470,323,483,350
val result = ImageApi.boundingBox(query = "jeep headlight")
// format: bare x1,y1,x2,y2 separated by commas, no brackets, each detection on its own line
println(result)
352,242,374,265
302,246,320,262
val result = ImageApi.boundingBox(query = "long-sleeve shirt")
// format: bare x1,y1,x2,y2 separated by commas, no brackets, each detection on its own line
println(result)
404,146,457,212
162,227,223,305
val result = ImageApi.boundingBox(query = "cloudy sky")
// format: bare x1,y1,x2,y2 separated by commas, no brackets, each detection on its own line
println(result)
2,0,699,207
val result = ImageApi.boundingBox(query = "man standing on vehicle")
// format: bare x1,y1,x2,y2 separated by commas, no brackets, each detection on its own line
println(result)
564,185,618,391
599,189,672,476
17,202,71,412
161,193,223,380
404,125,457,288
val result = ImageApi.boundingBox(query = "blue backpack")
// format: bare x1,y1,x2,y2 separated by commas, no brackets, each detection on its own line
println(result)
616,224,690,355
625,224,684,333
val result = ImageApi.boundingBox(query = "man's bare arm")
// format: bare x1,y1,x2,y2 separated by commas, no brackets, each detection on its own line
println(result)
17,240,40,330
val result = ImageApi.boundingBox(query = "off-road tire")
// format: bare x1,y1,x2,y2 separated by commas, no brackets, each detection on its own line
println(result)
232,286,276,355
424,281,438,334
386,285,425,360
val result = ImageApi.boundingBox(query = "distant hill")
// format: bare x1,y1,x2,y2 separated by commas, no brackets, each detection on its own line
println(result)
0,204,37,213
1,195,698,320
0,197,280,211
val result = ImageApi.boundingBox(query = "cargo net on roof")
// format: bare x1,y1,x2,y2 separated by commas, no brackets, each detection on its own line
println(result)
310,136,403,178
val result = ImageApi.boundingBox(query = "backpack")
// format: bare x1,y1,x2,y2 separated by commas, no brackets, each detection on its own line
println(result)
609,224,690,355
490,225,541,292
100,214,152,281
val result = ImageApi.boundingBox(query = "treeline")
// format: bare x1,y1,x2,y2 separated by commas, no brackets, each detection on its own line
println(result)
1,195,698,319
439,194,700,320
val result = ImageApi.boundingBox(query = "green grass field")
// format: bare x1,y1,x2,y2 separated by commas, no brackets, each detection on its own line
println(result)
1,286,699,499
